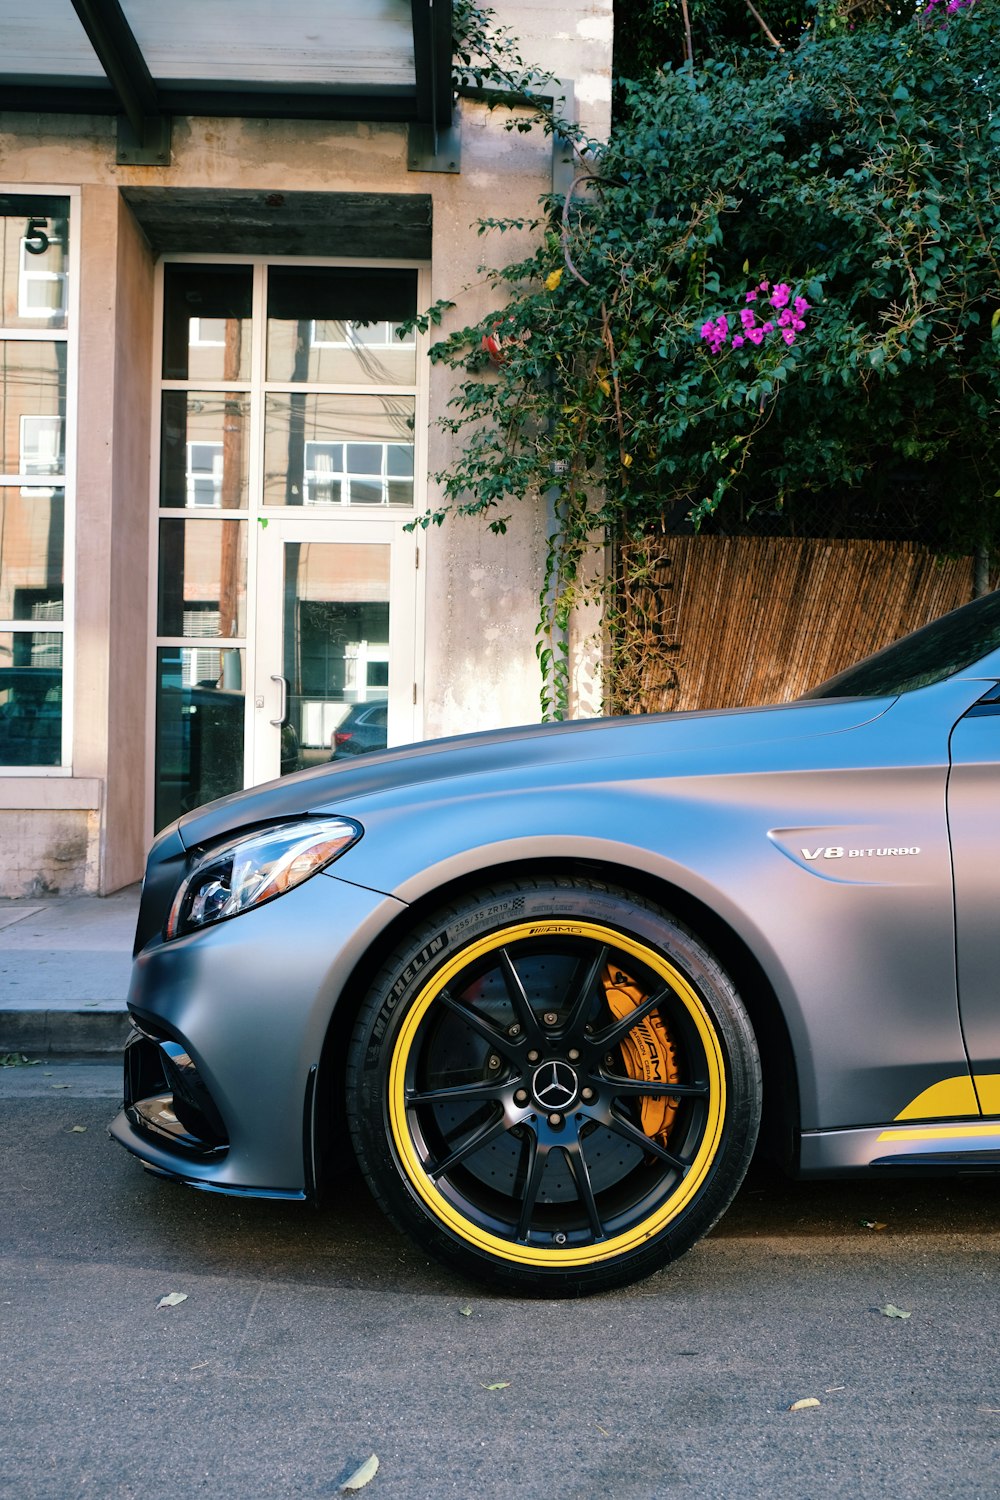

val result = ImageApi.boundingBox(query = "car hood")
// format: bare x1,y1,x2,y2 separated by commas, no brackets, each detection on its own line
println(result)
172,694,893,852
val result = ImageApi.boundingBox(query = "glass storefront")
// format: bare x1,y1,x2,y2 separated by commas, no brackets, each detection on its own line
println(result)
153,260,420,827
0,195,70,767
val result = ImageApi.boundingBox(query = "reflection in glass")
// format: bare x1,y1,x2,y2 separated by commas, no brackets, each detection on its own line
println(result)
0,489,64,619
0,201,70,330
162,264,252,381
280,541,390,774
0,342,65,475
266,266,417,385
0,630,62,765
154,646,245,830
160,391,250,508
264,394,414,507
157,519,247,637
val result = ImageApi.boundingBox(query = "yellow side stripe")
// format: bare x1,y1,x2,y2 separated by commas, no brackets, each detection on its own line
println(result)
878,1123,1000,1143
893,1074,1000,1123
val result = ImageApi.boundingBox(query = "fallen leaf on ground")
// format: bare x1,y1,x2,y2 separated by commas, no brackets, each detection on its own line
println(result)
459,1305,473,1317
861,1220,887,1231
157,1292,188,1309
0,1053,39,1067
480,1381,511,1391
880,1304,911,1319
341,1454,379,1492
789,1397,821,1411
69,1125,87,1133
51,1083,70,1089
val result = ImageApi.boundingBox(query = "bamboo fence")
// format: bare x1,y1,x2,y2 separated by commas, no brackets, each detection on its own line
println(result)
614,537,978,714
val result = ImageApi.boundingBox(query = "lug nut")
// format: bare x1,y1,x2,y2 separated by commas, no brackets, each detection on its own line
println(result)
514,1088,529,1105
487,1054,501,1070
508,1023,522,1037
548,1112,563,1127
581,1087,595,1101
567,1048,580,1062
554,1232,567,1245
527,1049,541,1064
543,1011,558,1026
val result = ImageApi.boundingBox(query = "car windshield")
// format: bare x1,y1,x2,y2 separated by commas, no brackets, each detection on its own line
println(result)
803,589,1000,700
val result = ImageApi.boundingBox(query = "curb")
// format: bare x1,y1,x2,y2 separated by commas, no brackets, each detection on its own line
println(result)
0,1009,130,1057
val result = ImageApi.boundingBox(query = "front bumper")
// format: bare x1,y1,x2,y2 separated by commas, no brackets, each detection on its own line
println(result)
109,871,406,1197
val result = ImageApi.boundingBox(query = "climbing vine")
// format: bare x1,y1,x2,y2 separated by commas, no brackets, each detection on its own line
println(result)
426,1,1000,718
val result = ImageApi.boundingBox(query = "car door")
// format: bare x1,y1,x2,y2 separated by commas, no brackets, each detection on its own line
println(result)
947,678,1000,1114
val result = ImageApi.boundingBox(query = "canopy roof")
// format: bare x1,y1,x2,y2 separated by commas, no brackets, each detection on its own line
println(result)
0,0,454,159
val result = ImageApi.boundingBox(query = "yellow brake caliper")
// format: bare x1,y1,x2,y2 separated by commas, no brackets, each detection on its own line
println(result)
601,965,680,1147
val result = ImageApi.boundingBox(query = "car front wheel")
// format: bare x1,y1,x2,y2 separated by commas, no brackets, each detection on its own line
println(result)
347,879,761,1295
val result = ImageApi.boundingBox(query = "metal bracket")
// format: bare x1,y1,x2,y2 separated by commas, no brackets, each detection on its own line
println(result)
407,118,461,174
116,114,172,167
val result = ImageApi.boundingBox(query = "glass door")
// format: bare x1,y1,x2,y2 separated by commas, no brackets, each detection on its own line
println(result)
252,516,417,783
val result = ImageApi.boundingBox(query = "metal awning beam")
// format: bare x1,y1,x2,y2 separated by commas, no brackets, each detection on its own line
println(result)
0,82,430,125
68,0,162,139
411,0,454,130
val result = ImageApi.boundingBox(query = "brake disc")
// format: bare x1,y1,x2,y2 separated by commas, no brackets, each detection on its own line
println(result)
601,964,680,1146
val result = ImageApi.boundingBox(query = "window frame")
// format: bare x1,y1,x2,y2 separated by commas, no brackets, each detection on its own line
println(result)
0,186,78,778
146,253,430,837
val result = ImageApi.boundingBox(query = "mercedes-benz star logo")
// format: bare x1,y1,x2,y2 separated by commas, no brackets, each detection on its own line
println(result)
531,1060,579,1111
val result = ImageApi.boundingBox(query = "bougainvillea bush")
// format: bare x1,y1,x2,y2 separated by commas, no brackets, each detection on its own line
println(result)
431,0,1000,709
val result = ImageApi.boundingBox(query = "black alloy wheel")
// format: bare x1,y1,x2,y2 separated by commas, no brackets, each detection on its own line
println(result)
347,879,761,1295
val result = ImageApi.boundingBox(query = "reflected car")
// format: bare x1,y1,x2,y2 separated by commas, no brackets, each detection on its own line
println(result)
330,700,388,759
113,591,1000,1296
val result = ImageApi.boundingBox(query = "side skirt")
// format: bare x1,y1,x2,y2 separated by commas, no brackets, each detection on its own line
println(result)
799,1119,1000,1177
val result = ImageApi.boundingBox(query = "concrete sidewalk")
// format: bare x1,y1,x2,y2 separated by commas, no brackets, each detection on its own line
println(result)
0,886,139,1056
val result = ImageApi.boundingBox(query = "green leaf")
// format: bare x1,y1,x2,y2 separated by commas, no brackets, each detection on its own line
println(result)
880,1304,911,1320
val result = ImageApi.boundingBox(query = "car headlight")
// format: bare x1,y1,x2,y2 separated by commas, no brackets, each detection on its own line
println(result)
166,817,361,940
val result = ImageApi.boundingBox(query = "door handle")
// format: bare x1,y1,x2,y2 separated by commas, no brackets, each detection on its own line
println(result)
269,675,288,726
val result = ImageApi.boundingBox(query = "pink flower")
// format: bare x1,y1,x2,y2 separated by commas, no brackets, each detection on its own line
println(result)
781,328,796,345
763,322,774,333
732,335,745,347
770,283,791,310
748,328,765,345
794,296,810,316
745,290,757,302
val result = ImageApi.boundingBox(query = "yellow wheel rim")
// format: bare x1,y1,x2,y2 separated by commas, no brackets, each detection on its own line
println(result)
387,919,727,1268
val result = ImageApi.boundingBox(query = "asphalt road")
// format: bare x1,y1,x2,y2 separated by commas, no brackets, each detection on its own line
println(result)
2,1063,1000,1500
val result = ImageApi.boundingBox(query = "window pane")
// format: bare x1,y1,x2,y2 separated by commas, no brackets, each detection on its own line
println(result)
264,394,414,507
266,266,417,384
0,342,65,475
0,630,62,765
160,391,250,509
0,198,69,331
282,541,390,773
157,519,247,637
154,646,244,830
0,489,64,619
162,264,252,381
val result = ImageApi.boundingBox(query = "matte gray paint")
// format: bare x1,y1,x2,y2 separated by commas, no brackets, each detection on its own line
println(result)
119,650,1000,1195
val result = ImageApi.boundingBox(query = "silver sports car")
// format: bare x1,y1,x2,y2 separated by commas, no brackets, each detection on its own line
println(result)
113,590,1000,1295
